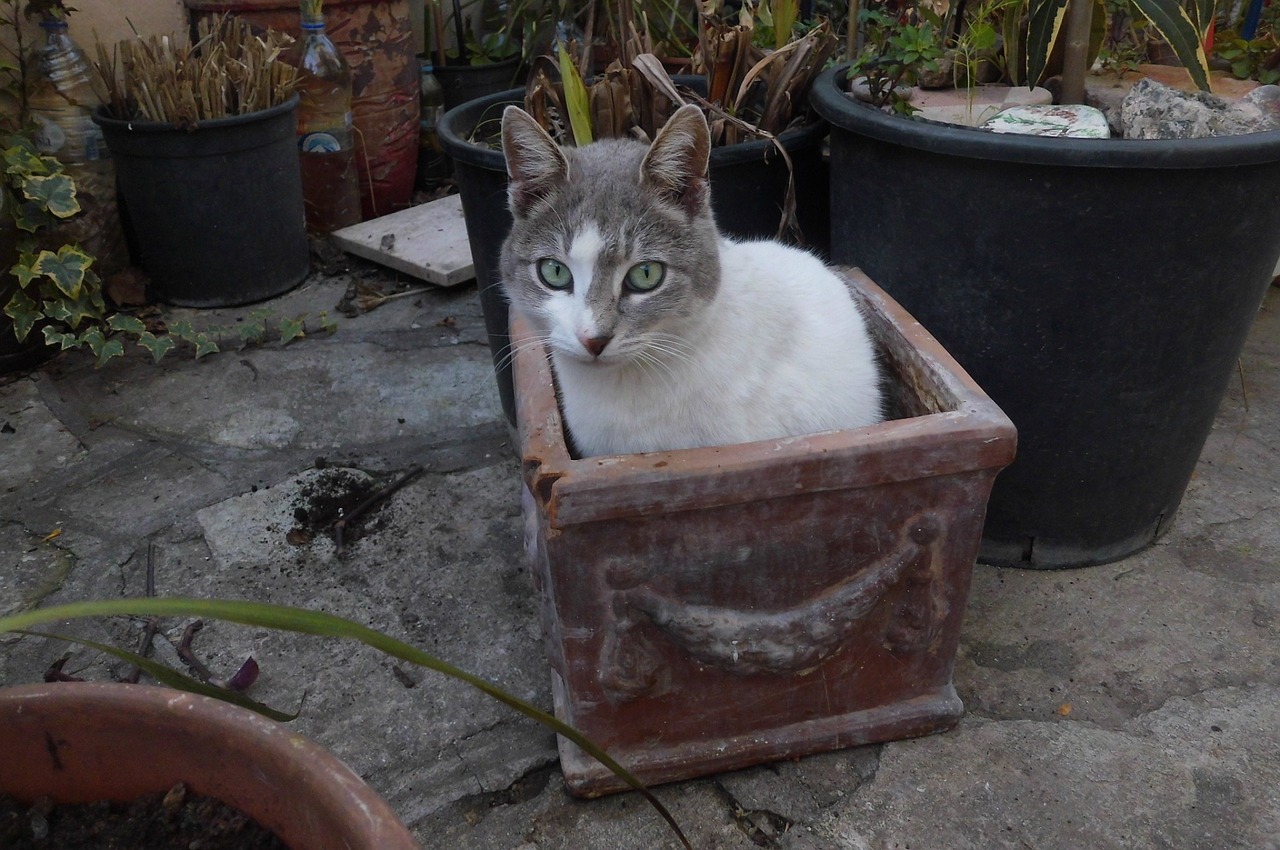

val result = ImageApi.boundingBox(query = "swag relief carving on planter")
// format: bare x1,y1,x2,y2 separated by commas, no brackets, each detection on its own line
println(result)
599,513,944,701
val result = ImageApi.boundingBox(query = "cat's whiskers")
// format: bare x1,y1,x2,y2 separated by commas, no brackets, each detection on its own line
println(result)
494,334,556,376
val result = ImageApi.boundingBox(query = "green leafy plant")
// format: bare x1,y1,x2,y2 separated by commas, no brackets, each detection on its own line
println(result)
849,5,944,113
1215,29,1280,83
0,597,692,849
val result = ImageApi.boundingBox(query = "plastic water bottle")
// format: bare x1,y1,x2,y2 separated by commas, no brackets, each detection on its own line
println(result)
25,18,127,271
291,7,362,232
417,60,449,191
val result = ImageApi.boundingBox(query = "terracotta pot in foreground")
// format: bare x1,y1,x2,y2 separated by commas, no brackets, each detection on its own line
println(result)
0,682,420,850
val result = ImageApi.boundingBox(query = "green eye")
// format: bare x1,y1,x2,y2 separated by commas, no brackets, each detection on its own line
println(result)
625,261,666,292
537,258,573,290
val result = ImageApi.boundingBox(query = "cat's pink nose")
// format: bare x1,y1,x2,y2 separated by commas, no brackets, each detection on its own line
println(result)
582,336,612,357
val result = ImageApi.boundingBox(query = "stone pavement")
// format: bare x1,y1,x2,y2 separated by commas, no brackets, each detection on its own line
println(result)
2,252,1278,850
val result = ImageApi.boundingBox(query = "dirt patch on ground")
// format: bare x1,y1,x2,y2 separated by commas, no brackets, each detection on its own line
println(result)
287,463,420,551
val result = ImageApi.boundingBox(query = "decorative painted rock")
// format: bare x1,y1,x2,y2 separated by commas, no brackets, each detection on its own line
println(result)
983,104,1112,138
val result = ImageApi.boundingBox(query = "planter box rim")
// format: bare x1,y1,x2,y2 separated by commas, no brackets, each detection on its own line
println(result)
517,268,1017,526
813,64,1280,169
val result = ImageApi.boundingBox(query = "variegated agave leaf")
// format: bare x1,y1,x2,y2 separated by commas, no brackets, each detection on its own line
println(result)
1131,0,1212,90
1026,0,1071,86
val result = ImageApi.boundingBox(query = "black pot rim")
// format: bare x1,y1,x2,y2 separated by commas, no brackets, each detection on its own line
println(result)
90,93,299,133
811,63,1280,169
439,86,828,171
433,55,522,73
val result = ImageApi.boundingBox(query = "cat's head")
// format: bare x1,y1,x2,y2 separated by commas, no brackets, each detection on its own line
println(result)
498,104,721,366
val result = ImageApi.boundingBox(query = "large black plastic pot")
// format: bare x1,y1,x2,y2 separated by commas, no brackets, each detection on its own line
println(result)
434,57,523,112
438,86,829,424
812,64,1280,569
93,97,309,308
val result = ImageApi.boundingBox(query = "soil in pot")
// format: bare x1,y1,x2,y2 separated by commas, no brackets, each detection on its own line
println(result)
0,783,284,849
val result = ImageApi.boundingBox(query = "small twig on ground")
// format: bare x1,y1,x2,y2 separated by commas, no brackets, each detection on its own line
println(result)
333,464,425,554
357,286,431,313
126,542,161,684
176,620,216,683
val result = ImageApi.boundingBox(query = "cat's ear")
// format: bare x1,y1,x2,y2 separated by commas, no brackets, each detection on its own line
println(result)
640,104,711,216
502,106,569,218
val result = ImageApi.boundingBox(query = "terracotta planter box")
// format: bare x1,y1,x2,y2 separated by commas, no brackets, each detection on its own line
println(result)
515,269,1017,796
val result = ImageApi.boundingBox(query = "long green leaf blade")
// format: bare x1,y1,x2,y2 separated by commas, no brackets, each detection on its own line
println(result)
19,629,299,721
558,43,594,146
0,598,692,850
1131,0,1211,90
1026,0,1071,85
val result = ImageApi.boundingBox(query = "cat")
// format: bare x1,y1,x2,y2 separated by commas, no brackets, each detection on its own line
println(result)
498,103,884,457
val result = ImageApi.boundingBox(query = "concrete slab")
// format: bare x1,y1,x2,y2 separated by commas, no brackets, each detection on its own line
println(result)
0,379,86,493
1,253,1278,849
332,194,475,287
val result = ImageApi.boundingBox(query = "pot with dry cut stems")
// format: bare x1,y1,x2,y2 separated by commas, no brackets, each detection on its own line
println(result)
92,98,310,308
0,681,421,848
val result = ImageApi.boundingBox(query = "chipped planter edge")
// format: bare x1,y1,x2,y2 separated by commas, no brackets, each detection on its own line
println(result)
0,682,421,850
514,268,1018,796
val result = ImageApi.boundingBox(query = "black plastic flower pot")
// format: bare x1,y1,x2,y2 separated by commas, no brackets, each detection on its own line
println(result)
92,97,309,308
434,57,523,112
438,85,829,425
812,63,1280,569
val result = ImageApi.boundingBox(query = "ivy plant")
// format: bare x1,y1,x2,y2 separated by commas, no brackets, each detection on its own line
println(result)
3,134,329,367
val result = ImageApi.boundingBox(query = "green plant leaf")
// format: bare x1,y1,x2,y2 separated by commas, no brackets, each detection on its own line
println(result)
1190,0,1215,37
277,316,305,346
1130,0,1211,90
22,173,80,218
136,331,176,363
2,138,45,175
13,199,55,233
1027,0,1072,85
771,0,799,49
169,320,197,341
32,244,93,298
95,338,125,366
237,322,267,345
559,43,594,146
43,285,104,330
192,334,220,358
11,259,41,289
0,598,693,849
4,289,40,342
42,326,83,350
107,314,148,335
19,629,299,722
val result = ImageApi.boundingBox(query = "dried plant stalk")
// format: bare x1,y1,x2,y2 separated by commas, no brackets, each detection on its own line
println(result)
93,14,296,128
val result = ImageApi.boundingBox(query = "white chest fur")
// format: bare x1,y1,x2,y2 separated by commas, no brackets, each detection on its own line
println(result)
551,240,883,456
